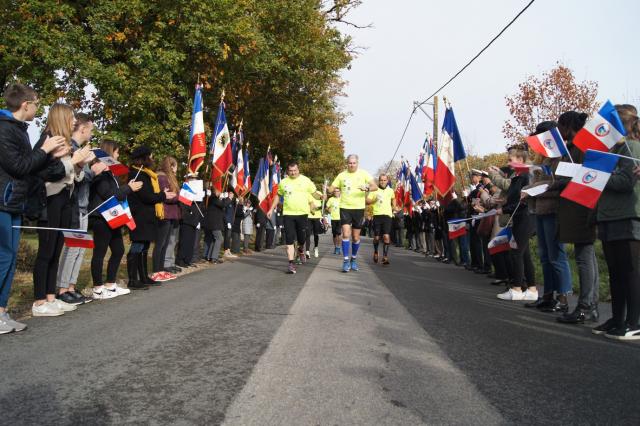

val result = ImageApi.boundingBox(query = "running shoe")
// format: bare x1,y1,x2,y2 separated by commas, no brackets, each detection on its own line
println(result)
305,251,311,260
334,247,341,255
342,259,351,273
314,247,319,258
350,258,359,271
287,263,297,274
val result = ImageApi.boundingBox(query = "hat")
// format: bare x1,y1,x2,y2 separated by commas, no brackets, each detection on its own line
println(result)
130,146,152,160
185,172,198,179
469,169,482,177
481,170,489,177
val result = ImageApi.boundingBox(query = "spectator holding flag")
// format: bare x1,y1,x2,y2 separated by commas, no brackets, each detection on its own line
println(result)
127,147,176,288
550,111,601,324
522,121,572,312
88,140,143,297
489,145,537,302
152,156,180,281
592,104,640,340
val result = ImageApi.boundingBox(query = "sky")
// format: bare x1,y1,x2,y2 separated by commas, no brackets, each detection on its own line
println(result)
338,0,640,173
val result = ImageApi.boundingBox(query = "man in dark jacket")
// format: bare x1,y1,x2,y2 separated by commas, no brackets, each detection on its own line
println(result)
0,84,67,334
203,188,232,263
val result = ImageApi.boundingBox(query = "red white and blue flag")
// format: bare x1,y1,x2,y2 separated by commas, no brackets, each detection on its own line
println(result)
121,200,136,231
434,108,460,195
447,222,466,239
526,127,569,158
188,85,207,174
251,157,271,214
92,149,129,176
395,163,406,210
210,101,233,191
574,100,627,153
409,170,422,203
178,182,197,206
63,230,95,249
560,149,619,209
488,227,517,255
98,196,130,229
267,157,281,208
423,139,437,196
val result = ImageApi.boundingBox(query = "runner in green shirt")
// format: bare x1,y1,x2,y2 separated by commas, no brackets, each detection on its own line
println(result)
366,174,397,265
306,193,323,259
268,162,320,274
327,154,378,272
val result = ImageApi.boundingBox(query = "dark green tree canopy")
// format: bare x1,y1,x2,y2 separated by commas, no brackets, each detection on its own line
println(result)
1,0,360,179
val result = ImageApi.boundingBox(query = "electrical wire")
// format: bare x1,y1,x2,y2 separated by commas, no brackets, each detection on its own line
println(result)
385,0,536,171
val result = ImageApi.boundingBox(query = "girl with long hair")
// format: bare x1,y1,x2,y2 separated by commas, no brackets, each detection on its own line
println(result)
152,156,180,281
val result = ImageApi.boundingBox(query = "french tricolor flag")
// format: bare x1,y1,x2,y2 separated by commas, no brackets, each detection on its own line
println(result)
448,222,467,239
92,149,129,176
178,182,196,206
63,231,95,249
526,127,569,158
98,196,130,229
560,149,619,209
488,227,517,255
574,100,626,153
434,108,459,195
121,200,136,231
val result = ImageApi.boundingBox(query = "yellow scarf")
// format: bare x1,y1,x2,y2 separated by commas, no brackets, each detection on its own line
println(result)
137,167,164,220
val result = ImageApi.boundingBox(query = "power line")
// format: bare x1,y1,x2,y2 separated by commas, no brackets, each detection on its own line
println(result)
386,0,536,170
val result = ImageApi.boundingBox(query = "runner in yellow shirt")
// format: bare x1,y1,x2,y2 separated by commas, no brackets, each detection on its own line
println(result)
326,188,342,255
268,162,319,274
327,154,378,272
306,192,323,258
366,174,397,265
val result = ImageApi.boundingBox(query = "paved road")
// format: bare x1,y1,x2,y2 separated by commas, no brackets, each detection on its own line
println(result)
2,236,640,425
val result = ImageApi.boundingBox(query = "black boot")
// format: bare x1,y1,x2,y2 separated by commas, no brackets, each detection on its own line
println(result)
525,292,553,309
557,303,600,324
127,252,149,290
138,251,161,286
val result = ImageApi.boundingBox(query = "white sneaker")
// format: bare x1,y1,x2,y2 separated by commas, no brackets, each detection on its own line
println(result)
105,283,131,296
53,298,78,312
314,247,319,258
224,250,238,258
32,301,65,317
93,286,118,300
522,288,539,301
497,288,524,301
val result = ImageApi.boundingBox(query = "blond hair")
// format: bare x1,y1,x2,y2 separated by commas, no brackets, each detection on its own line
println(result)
616,104,640,141
44,103,74,145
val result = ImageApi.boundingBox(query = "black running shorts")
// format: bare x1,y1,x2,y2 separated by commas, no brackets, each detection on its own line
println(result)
283,215,308,246
340,208,364,229
373,215,392,236
331,220,341,237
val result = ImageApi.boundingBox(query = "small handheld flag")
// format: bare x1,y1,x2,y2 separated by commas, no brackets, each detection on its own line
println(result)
488,227,517,255
92,149,129,176
526,127,570,159
574,100,626,153
448,222,467,239
63,231,95,249
121,200,136,231
98,196,130,229
560,149,619,209
178,182,197,206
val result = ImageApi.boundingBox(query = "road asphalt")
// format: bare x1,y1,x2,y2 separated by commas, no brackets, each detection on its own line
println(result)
2,236,639,425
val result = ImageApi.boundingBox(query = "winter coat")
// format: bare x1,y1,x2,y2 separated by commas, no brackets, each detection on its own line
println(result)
158,174,180,221
127,169,166,241
242,208,255,235
547,143,596,244
88,171,132,230
204,195,231,231
596,140,640,242
522,158,561,216
0,112,53,215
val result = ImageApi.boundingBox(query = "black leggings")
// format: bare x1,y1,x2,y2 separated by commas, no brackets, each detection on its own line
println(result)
306,219,321,251
602,239,640,328
90,217,124,285
153,219,171,272
509,214,535,288
34,189,72,300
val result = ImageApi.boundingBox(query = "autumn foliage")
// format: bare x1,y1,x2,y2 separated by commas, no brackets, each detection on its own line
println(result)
502,64,599,146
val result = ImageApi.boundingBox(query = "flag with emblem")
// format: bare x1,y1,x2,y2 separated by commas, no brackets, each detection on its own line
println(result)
488,227,517,254
574,100,627,153
210,100,233,191
560,149,619,209
63,230,95,249
98,196,129,229
92,149,129,176
526,127,569,158
447,222,467,239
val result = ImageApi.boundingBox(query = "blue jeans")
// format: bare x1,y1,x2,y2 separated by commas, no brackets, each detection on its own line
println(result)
536,214,572,295
0,212,21,308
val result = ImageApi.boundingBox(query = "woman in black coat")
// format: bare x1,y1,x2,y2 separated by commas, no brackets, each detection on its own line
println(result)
88,140,143,295
126,146,175,287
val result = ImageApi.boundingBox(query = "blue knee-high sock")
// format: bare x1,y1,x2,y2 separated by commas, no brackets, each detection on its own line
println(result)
342,239,351,260
352,240,361,258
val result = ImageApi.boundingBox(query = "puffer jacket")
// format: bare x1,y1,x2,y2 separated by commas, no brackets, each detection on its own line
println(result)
0,113,56,214
597,140,640,224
